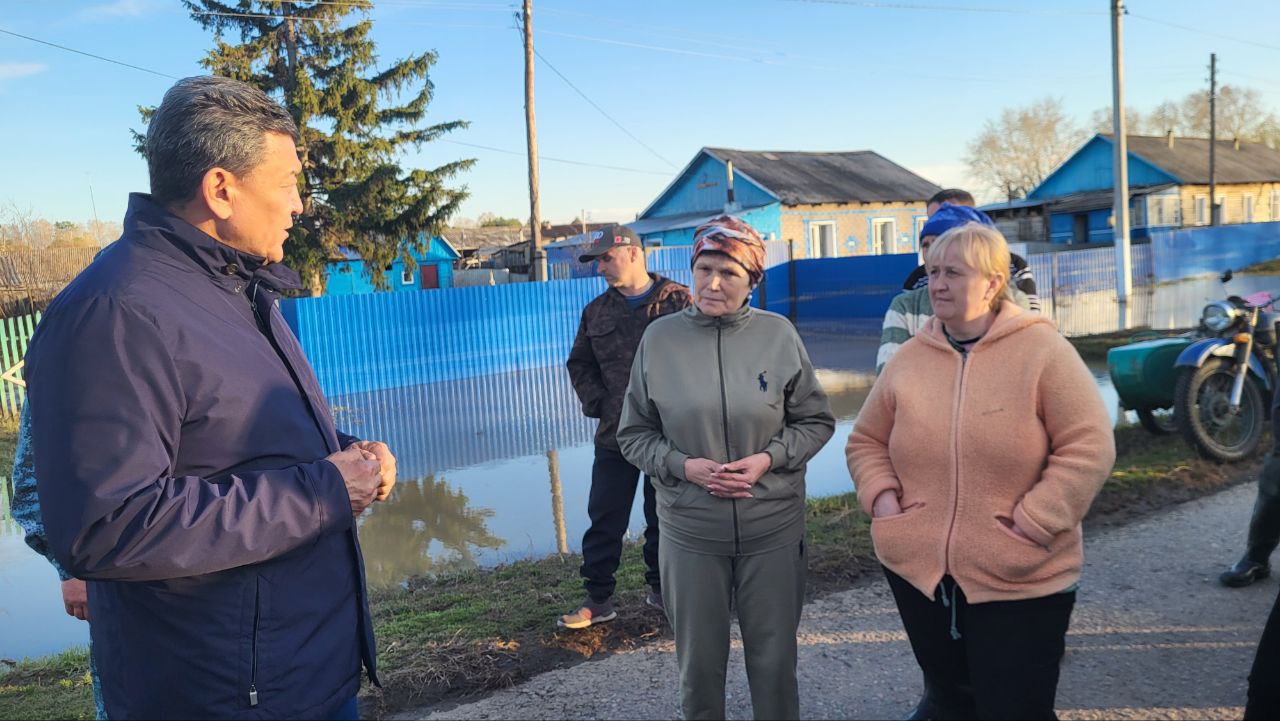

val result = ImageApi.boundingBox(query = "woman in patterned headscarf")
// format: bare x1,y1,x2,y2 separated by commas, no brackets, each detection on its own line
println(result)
617,215,835,720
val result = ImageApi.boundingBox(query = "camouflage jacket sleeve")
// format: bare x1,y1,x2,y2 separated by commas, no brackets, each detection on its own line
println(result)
11,407,73,581
566,306,607,418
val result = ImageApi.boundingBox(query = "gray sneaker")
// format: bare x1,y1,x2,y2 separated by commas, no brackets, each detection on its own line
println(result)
556,597,617,629
645,589,665,613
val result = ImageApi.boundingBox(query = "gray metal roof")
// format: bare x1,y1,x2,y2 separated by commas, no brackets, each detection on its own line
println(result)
704,148,941,205
1107,134,1280,184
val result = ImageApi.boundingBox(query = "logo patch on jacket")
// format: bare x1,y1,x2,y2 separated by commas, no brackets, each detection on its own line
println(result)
758,371,768,392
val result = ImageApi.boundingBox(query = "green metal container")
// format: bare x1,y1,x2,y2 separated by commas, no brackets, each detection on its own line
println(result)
1106,337,1192,410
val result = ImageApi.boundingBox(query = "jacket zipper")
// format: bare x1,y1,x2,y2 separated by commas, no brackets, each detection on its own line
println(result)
249,576,261,707
941,352,969,582
716,323,741,556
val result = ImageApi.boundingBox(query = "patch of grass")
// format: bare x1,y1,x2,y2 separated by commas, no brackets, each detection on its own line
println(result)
1089,425,1263,524
0,647,94,721
1241,258,1280,275
805,493,875,595
0,414,18,469
1068,328,1194,363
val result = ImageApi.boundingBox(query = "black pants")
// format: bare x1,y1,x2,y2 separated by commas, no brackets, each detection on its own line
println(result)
580,446,660,602
884,567,1075,720
1244,417,1280,564
1247,587,1280,719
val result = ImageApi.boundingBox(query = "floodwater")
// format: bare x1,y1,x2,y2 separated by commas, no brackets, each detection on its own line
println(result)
7,273,1254,659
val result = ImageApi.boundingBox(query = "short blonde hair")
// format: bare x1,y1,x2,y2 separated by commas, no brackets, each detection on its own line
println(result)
924,222,1012,311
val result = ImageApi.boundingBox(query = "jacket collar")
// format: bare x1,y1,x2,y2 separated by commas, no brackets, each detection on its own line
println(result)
607,272,666,301
918,300,1051,354
123,193,302,293
683,298,754,329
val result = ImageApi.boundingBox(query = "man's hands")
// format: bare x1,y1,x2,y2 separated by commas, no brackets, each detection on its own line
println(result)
684,452,772,499
348,440,397,501
61,579,89,621
327,446,384,516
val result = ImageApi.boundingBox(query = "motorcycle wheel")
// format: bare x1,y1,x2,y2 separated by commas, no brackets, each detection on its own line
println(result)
1136,408,1177,435
1174,358,1266,462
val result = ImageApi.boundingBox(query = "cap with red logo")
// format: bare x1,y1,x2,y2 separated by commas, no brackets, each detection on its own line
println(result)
578,224,642,263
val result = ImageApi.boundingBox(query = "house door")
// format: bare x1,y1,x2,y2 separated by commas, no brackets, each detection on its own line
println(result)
419,264,440,289
1072,214,1089,245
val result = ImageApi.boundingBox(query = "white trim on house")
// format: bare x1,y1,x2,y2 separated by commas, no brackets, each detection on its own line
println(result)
808,221,837,258
871,217,896,255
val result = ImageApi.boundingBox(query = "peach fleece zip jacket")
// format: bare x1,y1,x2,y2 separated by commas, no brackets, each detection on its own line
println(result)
846,301,1115,604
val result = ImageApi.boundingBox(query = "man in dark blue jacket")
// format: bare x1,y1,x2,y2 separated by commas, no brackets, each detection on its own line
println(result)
25,75,395,720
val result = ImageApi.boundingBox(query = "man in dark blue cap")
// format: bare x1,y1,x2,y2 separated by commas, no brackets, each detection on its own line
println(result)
559,224,690,629
877,203,1040,373
903,195,1039,311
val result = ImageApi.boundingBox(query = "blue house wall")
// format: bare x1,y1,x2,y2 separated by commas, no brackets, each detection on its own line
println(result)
1046,208,1114,244
1030,136,1180,199
325,234,457,296
643,153,778,218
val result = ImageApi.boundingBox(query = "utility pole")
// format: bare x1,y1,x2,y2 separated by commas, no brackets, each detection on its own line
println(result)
1111,0,1132,314
1209,52,1218,226
521,0,546,281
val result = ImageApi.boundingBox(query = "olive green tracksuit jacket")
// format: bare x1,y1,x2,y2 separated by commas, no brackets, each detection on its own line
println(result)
616,303,835,556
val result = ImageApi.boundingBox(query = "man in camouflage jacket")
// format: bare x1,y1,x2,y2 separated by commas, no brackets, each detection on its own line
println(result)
560,224,691,629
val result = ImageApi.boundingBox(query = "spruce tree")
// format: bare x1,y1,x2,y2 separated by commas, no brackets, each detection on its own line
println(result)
142,0,473,293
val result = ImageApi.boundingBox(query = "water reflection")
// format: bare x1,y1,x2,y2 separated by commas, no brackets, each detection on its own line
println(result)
356,474,505,589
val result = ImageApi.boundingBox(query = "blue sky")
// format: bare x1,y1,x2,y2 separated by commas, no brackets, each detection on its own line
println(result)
2,0,1278,227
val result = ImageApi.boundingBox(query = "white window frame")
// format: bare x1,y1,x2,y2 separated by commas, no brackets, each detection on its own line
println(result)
1132,197,1146,227
1195,195,1208,225
1245,195,1256,223
808,221,837,258
871,218,896,256
914,216,927,249
401,267,415,285
1271,189,1280,221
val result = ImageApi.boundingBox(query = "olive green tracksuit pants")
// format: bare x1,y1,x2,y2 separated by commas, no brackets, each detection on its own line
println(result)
660,540,806,721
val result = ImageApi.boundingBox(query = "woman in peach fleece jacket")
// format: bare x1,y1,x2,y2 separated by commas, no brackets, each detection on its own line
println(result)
846,223,1115,720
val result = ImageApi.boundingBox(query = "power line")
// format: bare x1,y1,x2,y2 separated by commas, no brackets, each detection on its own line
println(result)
531,47,676,168
1128,12,1280,53
0,27,180,79
440,139,670,176
535,28,1098,83
538,5,799,54
190,8,498,29
261,0,511,9
781,0,1103,15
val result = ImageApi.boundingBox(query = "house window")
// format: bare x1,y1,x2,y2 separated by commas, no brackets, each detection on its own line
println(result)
914,216,927,249
871,218,896,255
808,221,837,258
1195,195,1208,225
1246,195,1256,223
1132,198,1146,227
401,268,415,285
1217,195,1227,224
1271,189,1280,221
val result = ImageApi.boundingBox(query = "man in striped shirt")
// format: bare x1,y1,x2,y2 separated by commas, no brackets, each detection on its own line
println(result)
876,202,1034,373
